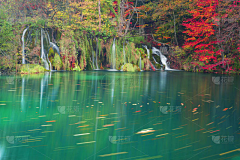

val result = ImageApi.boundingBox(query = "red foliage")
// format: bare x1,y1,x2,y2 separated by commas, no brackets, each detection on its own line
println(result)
19,2,45,11
182,0,221,64
146,35,161,47
110,1,134,18
201,59,229,70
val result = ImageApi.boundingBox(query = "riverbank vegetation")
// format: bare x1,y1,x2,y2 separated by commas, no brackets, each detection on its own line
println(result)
0,0,239,74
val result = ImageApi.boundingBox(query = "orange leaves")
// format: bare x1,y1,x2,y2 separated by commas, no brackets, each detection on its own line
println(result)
163,36,171,39
136,24,147,28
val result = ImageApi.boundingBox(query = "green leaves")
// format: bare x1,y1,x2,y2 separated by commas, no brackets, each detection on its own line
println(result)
0,20,14,52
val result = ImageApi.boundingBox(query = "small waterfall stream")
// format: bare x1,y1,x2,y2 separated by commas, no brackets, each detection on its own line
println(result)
152,47,172,70
50,42,60,56
143,45,150,59
108,38,117,71
45,30,52,71
95,39,99,70
112,38,116,69
21,27,61,71
92,51,95,69
22,27,28,64
41,29,50,70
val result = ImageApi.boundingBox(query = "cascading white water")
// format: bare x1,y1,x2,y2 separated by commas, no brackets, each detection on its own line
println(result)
96,53,99,69
46,30,51,44
92,51,95,69
44,30,52,71
50,42,60,56
41,29,50,70
112,38,116,69
108,38,118,71
143,45,157,71
152,47,172,70
143,45,150,59
49,42,61,71
21,28,60,71
22,28,28,64
95,39,99,70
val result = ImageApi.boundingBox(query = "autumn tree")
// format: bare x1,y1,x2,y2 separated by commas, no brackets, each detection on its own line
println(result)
182,0,222,69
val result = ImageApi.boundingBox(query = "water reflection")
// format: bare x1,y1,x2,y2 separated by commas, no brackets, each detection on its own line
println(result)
0,71,239,160
21,76,26,112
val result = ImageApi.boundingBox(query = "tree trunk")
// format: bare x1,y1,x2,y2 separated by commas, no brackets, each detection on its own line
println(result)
173,12,178,46
98,0,101,31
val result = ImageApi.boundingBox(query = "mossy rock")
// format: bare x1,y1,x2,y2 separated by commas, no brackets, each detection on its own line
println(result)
20,64,46,74
73,64,81,71
122,63,140,72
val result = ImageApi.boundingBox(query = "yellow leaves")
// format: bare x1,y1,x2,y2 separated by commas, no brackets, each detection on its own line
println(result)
47,3,52,8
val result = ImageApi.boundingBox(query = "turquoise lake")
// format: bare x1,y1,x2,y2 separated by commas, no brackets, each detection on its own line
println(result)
0,71,240,160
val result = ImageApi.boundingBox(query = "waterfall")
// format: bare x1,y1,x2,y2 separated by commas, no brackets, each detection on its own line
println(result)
44,30,52,71
143,45,157,71
22,27,28,64
92,51,95,69
143,45,150,59
49,42,61,71
112,38,116,69
46,30,51,44
50,42,60,56
108,38,117,71
40,29,59,71
152,47,172,70
41,29,50,70
95,39,99,70
21,28,60,71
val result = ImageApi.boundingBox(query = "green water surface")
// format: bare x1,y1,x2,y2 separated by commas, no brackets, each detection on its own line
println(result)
0,71,240,160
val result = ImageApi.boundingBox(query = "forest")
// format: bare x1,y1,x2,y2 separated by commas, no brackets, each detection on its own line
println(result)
0,0,239,74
